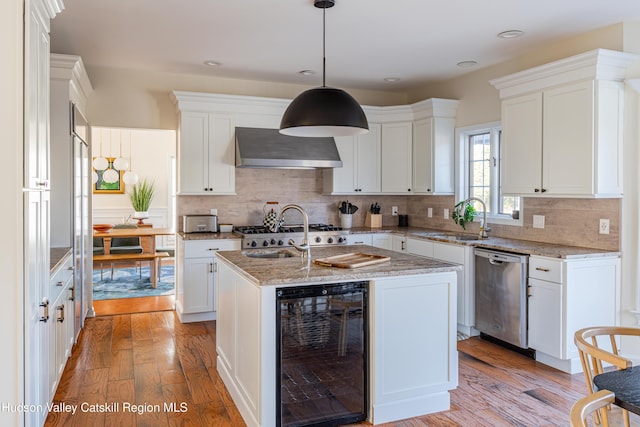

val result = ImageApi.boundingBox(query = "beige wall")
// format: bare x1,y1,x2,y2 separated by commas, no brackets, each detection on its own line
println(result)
82,66,409,130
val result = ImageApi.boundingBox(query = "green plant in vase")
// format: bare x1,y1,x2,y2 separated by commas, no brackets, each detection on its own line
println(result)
453,200,476,230
129,178,156,223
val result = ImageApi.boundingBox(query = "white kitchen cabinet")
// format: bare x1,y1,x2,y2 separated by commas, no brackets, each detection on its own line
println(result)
527,255,621,373
492,49,637,198
346,233,374,246
48,253,74,404
176,237,241,322
176,111,236,195
391,234,407,253
410,239,474,336
381,122,413,193
372,234,392,250
323,123,381,194
412,116,456,195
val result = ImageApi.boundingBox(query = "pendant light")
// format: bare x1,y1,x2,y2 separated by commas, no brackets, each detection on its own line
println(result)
101,132,119,183
279,0,368,137
122,130,139,185
113,130,130,171
92,129,109,171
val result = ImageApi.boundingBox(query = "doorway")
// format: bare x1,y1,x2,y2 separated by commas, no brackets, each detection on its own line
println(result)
90,127,176,315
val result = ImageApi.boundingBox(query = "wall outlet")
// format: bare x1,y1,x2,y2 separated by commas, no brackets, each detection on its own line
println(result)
599,219,610,235
533,215,545,229
444,208,449,219
427,207,433,218
210,208,218,216
392,206,398,216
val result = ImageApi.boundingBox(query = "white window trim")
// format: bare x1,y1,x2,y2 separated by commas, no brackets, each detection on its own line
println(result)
455,121,523,227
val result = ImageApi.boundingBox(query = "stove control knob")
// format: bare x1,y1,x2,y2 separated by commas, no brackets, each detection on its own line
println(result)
315,236,322,243
327,237,334,244
278,240,285,246
250,240,257,247
270,238,277,245
262,240,269,247
338,237,345,243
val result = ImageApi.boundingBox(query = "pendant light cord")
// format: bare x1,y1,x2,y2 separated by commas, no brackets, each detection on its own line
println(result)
322,6,326,88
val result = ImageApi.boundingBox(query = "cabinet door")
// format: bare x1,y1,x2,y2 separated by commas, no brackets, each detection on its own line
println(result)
528,278,563,358
391,234,406,253
182,257,215,313
347,233,374,246
542,81,593,195
372,234,392,250
405,238,434,258
433,242,466,327
412,118,434,194
501,93,543,195
356,123,381,193
330,136,357,193
216,260,235,374
207,115,236,194
381,122,412,193
178,112,209,194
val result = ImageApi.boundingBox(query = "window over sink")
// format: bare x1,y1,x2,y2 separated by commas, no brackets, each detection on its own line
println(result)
456,122,523,226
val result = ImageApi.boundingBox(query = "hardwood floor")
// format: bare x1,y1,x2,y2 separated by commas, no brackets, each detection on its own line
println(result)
45,311,639,427
93,295,175,316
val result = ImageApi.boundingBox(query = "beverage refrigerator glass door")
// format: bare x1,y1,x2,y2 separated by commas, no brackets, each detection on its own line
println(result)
276,281,368,427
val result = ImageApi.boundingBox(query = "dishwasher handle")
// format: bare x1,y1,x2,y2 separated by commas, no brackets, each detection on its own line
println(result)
489,258,504,265
475,248,528,264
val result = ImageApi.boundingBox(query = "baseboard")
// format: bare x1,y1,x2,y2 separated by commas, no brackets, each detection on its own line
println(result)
370,392,450,425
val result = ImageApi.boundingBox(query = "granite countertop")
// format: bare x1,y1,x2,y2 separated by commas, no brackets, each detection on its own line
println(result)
216,245,461,287
50,247,72,272
349,226,619,259
179,226,617,259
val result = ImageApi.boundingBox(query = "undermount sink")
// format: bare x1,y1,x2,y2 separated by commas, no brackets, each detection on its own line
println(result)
243,250,296,259
454,235,482,241
431,234,482,241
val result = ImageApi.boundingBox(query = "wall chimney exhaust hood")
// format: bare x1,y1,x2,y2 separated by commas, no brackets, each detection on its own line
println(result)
235,127,342,169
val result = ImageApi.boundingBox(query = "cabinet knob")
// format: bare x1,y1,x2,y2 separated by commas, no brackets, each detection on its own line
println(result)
534,188,540,192
541,188,547,193
407,189,411,192
427,188,431,192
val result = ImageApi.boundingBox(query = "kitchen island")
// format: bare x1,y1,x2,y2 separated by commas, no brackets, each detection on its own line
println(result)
215,245,460,427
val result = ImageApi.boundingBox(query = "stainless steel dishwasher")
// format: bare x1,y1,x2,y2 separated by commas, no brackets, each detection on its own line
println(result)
475,248,529,349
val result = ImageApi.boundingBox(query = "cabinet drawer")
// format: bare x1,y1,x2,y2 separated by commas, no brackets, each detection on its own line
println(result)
529,256,563,283
184,239,240,258
406,238,434,258
50,255,73,289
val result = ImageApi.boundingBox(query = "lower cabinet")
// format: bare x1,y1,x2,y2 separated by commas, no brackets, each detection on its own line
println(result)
406,238,475,336
48,253,75,400
527,255,620,373
176,237,241,323
372,234,392,250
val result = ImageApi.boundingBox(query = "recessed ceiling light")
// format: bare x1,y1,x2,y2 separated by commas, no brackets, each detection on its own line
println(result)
497,30,524,39
384,77,401,83
456,61,478,68
299,70,315,76
203,60,221,67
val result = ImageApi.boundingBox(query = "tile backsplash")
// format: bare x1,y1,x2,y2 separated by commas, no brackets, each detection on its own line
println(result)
177,168,620,250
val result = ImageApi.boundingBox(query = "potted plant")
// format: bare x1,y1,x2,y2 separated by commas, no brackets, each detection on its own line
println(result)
453,200,476,230
129,178,155,223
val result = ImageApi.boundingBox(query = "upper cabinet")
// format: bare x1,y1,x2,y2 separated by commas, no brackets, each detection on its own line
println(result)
171,92,239,195
326,124,381,194
323,99,458,195
491,49,639,198
411,99,459,195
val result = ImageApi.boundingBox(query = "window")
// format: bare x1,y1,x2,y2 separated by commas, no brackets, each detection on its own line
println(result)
456,122,522,226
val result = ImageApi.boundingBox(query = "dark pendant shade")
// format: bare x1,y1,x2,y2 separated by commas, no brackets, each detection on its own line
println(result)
280,87,369,137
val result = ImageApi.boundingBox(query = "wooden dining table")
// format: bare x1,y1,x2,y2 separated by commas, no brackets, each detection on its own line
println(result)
93,227,175,255
593,365,640,415
93,227,175,288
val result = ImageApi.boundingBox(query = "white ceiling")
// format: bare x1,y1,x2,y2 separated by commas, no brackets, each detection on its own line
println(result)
50,0,640,92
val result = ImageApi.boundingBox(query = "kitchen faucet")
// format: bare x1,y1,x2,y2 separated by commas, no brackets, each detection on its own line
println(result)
275,204,311,259
461,197,491,239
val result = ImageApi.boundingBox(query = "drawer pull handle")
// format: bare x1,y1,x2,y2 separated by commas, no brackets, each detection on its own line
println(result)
535,267,550,272
207,248,220,251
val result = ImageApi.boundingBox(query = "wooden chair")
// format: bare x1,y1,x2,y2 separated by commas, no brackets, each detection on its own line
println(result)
571,390,616,427
93,237,105,280
574,326,640,426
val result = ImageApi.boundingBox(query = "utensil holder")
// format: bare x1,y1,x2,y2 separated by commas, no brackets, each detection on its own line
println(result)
340,213,353,229
365,212,382,228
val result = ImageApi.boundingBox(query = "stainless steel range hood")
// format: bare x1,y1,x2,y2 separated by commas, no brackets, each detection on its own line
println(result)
235,127,342,169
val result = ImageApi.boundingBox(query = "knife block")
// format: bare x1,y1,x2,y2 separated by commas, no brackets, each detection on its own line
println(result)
365,212,382,228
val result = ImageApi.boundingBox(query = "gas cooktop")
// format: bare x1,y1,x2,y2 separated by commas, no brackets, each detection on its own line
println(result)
234,224,348,249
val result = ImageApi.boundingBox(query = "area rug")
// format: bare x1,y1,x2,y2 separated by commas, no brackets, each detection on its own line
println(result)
92,265,175,301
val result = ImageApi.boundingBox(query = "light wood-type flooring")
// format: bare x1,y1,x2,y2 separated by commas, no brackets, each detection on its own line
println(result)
45,308,640,426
